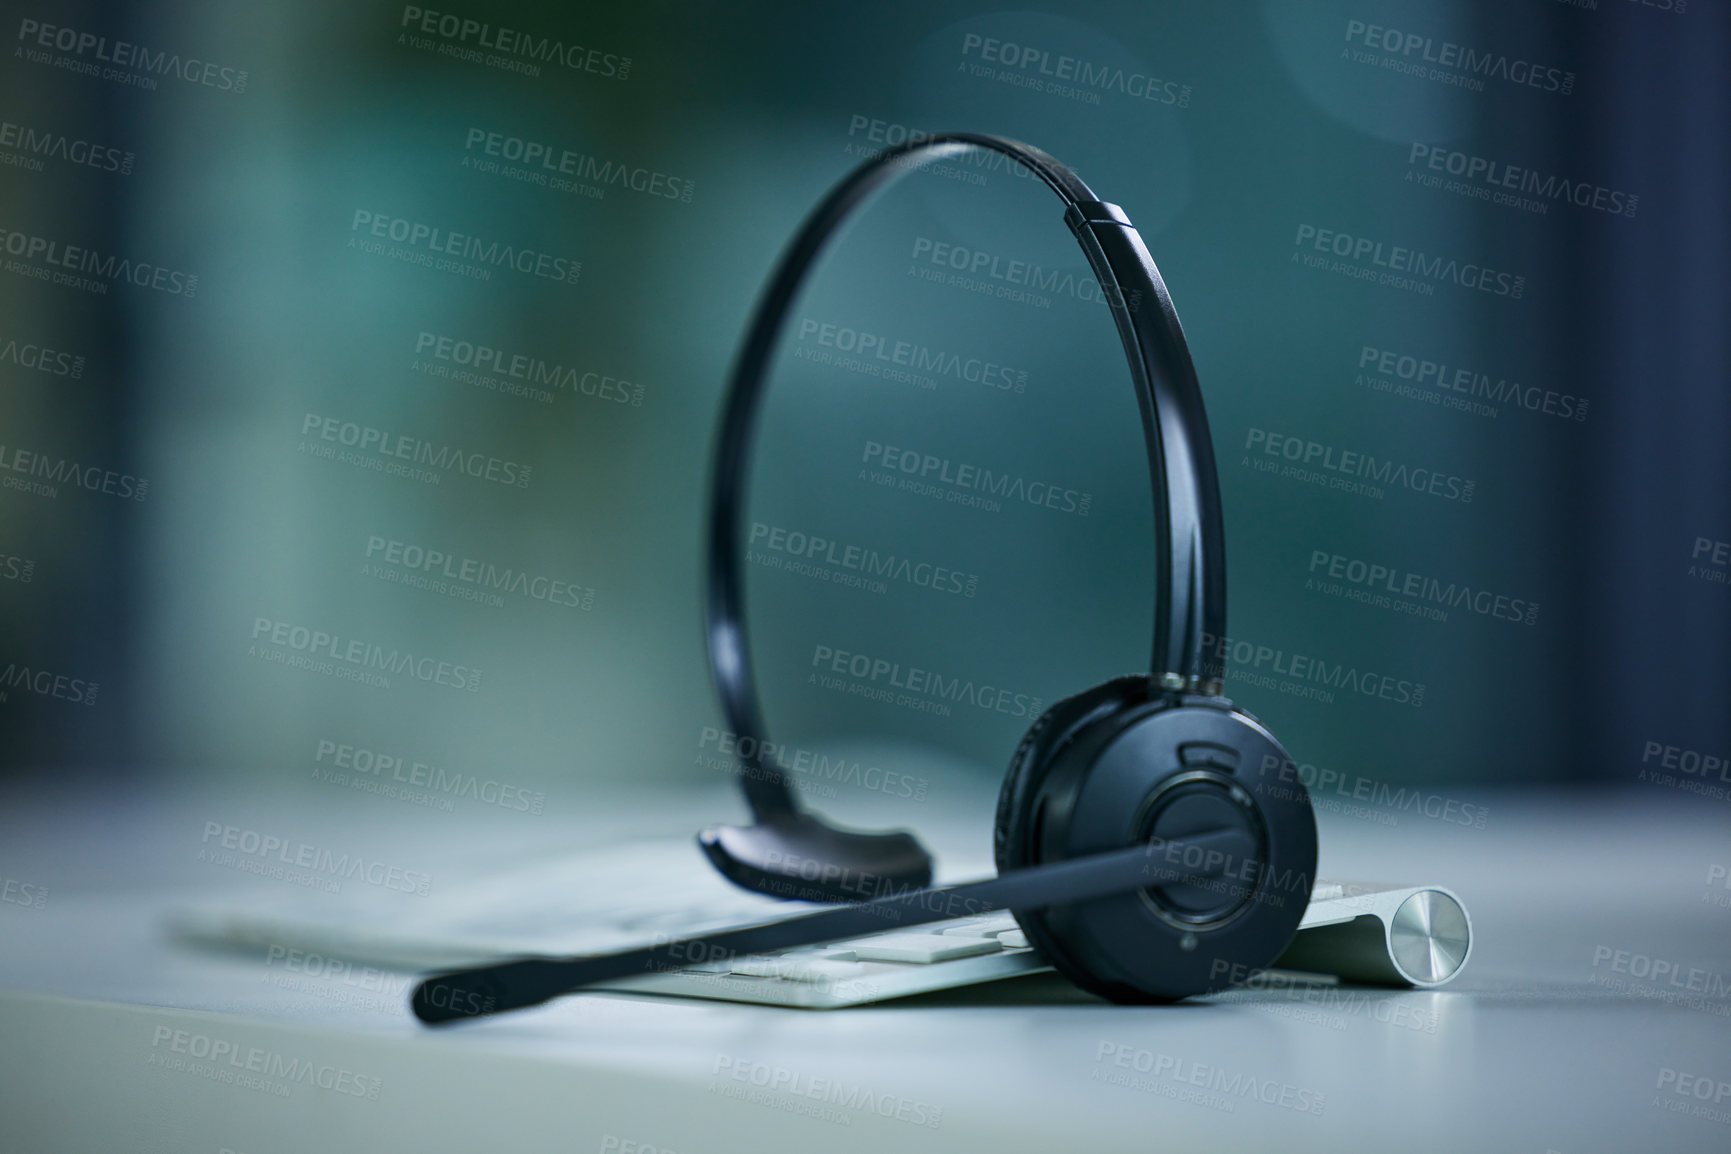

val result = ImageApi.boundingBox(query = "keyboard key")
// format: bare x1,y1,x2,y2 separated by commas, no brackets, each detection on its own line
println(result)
843,935,1003,963
785,947,859,961
940,915,1020,938
730,956,867,982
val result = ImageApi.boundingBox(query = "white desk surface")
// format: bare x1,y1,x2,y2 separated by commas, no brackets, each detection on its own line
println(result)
1,777,1727,1153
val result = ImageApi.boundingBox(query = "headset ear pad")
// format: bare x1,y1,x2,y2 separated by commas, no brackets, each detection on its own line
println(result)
996,691,1317,1003
994,676,1157,870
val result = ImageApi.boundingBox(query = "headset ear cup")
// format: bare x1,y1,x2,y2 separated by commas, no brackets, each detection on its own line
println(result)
995,677,1168,1003
1002,698,1318,1003
994,676,1155,876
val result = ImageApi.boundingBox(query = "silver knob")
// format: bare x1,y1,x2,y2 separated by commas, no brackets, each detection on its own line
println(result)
1388,890,1472,985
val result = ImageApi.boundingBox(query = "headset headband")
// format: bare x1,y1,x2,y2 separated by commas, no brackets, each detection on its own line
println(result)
706,133,1226,825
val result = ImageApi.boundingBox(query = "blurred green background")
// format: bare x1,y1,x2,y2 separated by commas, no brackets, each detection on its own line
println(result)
2,0,1726,823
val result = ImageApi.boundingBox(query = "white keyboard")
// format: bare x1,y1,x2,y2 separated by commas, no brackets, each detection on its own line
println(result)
596,911,1045,1008
585,881,1455,1008
169,839,1465,1009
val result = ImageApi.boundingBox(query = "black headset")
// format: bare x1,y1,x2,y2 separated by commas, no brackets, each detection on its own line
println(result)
413,134,1317,1024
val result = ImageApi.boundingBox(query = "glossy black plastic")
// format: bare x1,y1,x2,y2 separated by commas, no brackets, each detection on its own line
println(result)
411,829,1257,1024
997,688,1317,1002
701,135,1226,898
